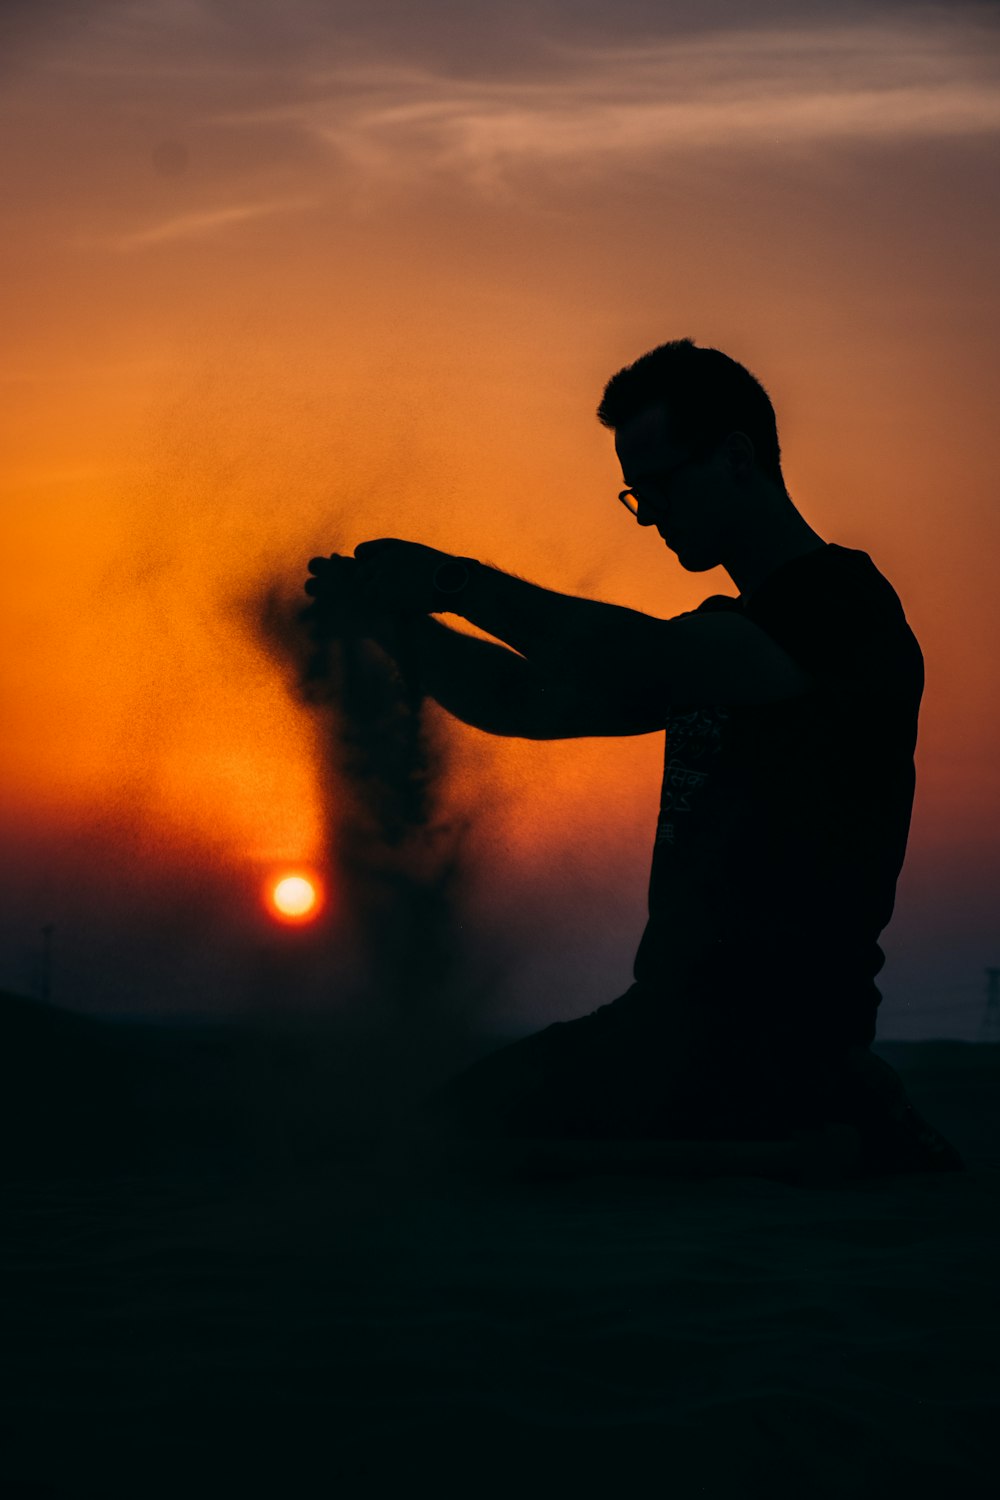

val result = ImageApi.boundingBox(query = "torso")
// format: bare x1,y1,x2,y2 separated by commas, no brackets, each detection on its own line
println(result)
632,544,924,1049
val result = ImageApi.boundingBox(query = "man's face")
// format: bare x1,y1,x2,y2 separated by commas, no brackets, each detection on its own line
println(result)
614,403,729,573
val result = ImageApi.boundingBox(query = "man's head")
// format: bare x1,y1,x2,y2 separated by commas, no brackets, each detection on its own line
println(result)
597,339,788,572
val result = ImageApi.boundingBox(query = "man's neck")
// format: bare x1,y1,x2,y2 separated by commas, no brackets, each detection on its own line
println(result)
724,500,826,600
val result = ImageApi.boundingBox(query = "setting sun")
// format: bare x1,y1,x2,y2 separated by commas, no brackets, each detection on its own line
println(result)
266,873,322,924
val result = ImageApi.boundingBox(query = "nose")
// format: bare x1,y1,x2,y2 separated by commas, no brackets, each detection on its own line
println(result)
635,497,661,528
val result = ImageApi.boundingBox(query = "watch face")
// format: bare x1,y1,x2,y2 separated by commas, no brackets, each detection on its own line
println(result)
434,560,469,593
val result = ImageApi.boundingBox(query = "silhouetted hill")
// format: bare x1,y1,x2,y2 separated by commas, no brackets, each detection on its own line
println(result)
3,990,997,1182
0,991,479,1179
0,990,232,1176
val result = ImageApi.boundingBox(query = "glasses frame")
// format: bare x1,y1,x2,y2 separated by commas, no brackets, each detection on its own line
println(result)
618,455,696,517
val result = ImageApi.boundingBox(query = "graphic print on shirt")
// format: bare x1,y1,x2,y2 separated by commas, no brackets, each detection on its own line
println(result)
655,707,729,848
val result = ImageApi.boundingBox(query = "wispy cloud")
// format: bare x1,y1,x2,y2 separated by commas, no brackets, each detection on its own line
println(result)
214,19,1000,191
12,5,1000,247
99,196,314,251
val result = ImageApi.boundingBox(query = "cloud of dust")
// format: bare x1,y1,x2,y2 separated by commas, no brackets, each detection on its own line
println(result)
250,566,507,1113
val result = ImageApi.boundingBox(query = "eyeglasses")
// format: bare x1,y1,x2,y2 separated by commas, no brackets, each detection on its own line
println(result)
618,456,695,517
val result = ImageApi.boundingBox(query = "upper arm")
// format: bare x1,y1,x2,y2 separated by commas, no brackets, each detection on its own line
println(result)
637,611,813,709
529,611,812,739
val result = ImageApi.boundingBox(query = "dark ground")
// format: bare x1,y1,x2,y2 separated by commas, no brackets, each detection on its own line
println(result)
2,992,998,1499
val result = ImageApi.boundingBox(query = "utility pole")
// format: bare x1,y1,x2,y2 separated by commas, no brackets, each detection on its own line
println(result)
40,924,54,1005
980,967,1000,1041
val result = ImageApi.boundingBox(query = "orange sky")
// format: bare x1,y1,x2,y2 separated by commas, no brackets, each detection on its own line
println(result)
2,1,998,1034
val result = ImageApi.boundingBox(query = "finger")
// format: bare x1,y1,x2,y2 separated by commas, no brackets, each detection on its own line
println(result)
307,553,346,574
353,539,400,559
304,564,351,595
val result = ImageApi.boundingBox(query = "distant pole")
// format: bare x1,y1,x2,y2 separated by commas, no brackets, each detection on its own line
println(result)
981,967,1000,1041
40,924,54,1004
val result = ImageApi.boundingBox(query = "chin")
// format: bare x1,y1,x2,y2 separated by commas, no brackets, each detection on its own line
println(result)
677,551,719,573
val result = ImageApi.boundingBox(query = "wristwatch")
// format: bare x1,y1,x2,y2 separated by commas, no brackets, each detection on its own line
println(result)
432,557,472,601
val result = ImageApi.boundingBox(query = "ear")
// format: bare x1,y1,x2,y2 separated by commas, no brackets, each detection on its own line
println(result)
722,431,755,476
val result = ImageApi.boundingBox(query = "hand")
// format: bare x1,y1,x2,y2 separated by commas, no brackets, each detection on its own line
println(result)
353,538,456,613
302,553,382,639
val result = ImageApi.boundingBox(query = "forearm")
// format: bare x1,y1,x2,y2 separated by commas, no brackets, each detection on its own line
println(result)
447,559,655,671
305,544,669,737
371,613,554,738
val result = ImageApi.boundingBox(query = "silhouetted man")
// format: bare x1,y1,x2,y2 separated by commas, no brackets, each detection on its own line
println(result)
305,338,960,1178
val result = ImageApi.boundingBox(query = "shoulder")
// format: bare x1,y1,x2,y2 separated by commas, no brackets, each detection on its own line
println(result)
749,544,912,627
744,544,923,689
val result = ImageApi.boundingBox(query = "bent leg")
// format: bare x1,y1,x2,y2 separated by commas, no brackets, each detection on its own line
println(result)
421,1011,622,1141
420,997,828,1146
817,1047,964,1176
418,1020,964,1185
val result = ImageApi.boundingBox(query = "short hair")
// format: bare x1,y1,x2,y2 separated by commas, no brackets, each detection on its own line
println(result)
597,338,785,487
